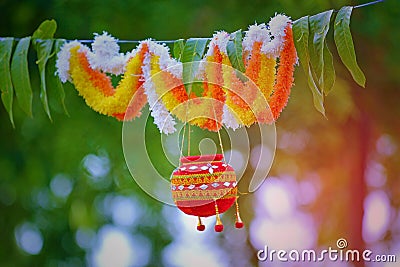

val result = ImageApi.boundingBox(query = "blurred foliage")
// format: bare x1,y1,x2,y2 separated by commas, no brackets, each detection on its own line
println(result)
1,0,399,267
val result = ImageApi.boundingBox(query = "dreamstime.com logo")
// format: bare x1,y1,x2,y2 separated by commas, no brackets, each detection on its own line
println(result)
257,238,397,263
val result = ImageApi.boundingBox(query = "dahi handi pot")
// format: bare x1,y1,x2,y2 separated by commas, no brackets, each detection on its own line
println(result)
170,154,244,232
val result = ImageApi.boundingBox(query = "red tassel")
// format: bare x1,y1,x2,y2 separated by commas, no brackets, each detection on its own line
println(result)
235,221,244,229
214,201,224,232
215,224,224,232
197,217,205,231
235,198,244,229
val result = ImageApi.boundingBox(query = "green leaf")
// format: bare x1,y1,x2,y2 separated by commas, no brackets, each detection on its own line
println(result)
323,42,335,95
293,16,325,115
181,38,208,93
227,30,245,73
307,68,325,116
34,39,54,121
334,6,366,87
181,38,208,63
293,16,310,74
173,39,185,61
32,19,58,120
309,10,333,92
32,19,57,39
47,39,68,115
0,38,15,127
11,37,33,117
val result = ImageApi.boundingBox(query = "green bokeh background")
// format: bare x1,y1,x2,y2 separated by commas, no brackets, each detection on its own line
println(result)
1,0,399,266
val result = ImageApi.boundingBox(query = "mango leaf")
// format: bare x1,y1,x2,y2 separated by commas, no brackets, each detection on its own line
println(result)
323,42,335,95
34,39,54,121
47,39,68,115
293,16,325,115
293,17,310,74
307,68,325,116
32,19,59,121
0,38,15,127
181,38,208,63
173,39,185,60
308,10,333,93
227,30,245,73
181,38,208,93
32,19,57,39
334,6,366,87
11,37,33,117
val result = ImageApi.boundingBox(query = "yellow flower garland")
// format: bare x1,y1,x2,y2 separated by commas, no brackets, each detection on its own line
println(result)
58,14,297,133
68,44,148,120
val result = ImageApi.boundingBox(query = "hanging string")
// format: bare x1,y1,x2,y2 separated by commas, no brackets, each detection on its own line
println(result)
179,122,188,164
210,100,225,160
238,191,249,196
187,123,191,156
79,39,179,44
354,0,383,9
216,125,225,161
179,85,193,160
0,0,383,44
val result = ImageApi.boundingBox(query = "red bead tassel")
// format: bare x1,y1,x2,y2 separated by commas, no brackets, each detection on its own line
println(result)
214,201,224,232
197,216,205,231
235,198,244,229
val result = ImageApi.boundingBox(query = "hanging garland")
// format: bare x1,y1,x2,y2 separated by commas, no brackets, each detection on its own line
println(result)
0,3,379,127
57,40,148,120
54,14,296,134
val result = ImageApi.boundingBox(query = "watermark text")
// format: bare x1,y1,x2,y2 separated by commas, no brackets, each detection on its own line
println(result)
257,238,397,263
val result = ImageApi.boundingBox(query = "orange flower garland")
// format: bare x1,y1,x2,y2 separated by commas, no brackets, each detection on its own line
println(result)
148,55,188,114
190,44,227,131
56,14,297,133
268,24,297,120
67,43,148,121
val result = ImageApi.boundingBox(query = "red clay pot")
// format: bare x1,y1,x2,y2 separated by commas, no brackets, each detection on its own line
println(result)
170,154,237,217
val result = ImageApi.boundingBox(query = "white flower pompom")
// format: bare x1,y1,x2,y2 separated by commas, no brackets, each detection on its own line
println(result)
242,23,270,52
261,38,281,57
56,41,88,83
261,14,292,57
145,40,182,78
196,31,230,80
92,32,120,57
269,14,291,37
88,32,128,75
142,49,177,134
222,105,240,130
207,31,231,56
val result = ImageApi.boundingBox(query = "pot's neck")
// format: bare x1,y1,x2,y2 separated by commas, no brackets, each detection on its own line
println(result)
180,154,224,164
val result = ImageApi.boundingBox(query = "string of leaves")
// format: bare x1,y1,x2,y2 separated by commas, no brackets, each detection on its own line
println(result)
0,3,377,127
292,6,366,116
0,20,68,127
